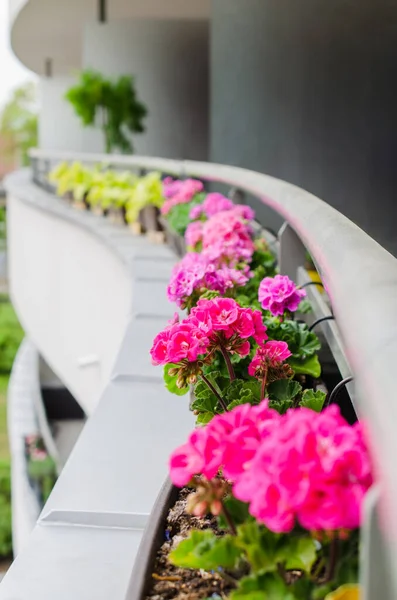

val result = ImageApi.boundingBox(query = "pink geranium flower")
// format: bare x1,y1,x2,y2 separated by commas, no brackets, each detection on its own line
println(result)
185,221,203,248
169,401,373,534
258,274,306,316
161,178,204,215
248,341,292,377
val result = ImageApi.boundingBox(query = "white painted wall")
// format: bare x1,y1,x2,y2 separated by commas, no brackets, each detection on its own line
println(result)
7,195,132,414
82,19,209,160
10,0,210,75
38,76,83,152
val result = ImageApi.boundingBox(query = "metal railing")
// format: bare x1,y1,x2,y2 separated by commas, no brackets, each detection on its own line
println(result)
11,148,397,598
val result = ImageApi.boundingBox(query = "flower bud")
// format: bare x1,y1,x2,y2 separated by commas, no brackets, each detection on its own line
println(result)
210,500,222,516
176,375,186,389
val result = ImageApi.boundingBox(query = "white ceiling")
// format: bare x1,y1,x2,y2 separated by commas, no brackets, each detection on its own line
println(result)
10,0,210,75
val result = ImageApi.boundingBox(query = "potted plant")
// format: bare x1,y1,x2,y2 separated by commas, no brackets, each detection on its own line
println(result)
65,70,147,154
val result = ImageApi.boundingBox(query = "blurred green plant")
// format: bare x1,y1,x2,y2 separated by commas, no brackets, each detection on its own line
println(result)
0,461,12,557
0,82,38,166
65,70,147,154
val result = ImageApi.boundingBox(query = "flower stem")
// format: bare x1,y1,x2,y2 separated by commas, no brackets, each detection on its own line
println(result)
220,345,236,381
321,537,339,584
200,374,228,412
261,367,268,400
221,500,237,536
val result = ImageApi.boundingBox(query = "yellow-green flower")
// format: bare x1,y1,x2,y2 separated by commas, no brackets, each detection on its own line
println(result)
326,584,360,600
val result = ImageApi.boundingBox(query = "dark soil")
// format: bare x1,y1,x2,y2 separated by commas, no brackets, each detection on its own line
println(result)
145,489,233,600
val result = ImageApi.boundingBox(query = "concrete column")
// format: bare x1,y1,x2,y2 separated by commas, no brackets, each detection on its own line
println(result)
211,0,397,255
82,19,209,159
38,76,83,151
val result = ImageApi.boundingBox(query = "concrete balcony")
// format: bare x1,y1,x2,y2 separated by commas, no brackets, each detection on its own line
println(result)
2,166,195,599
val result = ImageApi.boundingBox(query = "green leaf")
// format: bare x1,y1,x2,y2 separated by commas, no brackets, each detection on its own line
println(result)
170,530,241,570
192,371,230,413
300,389,326,412
289,355,321,378
237,521,281,573
191,389,218,413
282,536,317,573
298,298,312,314
268,399,294,415
196,412,214,425
230,572,295,600
218,497,250,529
163,364,189,396
166,193,206,235
267,379,302,402
224,378,261,409
268,320,321,359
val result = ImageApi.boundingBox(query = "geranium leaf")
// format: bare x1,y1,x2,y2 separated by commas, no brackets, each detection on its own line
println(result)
196,411,214,425
289,355,321,378
170,530,241,570
225,379,261,409
280,536,317,573
300,389,326,412
268,399,294,415
267,379,302,402
163,364,189,396
230,572,295,600
236,521,280,573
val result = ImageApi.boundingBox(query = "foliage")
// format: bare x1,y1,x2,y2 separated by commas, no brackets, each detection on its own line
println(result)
0,461,12,557
0,299,24,373
65,70,147,154
166,193,206,236
171,521,357,600
48,162,164,217
0,81,38,166
25,435,57,504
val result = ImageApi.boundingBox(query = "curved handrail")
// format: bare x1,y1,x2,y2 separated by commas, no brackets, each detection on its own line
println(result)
29,148,397,588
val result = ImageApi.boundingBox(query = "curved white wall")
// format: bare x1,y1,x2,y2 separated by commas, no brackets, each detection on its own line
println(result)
82,19,209,159
7,194,132,414
10,0,210,76
39,77,84,151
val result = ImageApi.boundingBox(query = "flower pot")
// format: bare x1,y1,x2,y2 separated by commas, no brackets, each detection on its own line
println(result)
126,478,178,600
129,222,143,235
83,193,91,211
139,205,161,234
72,200,87,211
63,191,73,203
92,206,104,217
158,216,186,258
107,208,124,225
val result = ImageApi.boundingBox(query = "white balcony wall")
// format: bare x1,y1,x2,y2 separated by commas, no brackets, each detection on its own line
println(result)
7,193,132,414
82,19,209,159
39,76,83,151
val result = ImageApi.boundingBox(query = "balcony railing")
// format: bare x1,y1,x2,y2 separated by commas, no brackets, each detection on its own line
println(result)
1,148,396,599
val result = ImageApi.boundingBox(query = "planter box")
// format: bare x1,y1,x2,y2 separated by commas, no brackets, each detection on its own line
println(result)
127,478,177,600
158,216,186,258
139,206,161,234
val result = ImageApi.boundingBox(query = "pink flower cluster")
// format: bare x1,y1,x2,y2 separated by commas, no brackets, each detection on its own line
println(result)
169,401,373,533
167,253,251,307
185,221,204,248
200,210,255,266
161,177,204,215
248,340,292,377
150,297,267,365
258,274,306,316
170,402,276,486
190,194,255,222
234,405,373,532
